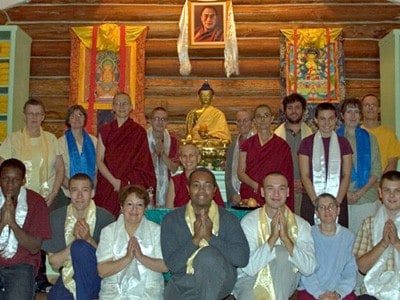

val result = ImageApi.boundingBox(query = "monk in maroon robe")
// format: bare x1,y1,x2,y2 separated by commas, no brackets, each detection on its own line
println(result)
95,93,156,217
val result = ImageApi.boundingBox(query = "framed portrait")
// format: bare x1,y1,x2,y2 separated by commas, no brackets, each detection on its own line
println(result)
189,0,229,48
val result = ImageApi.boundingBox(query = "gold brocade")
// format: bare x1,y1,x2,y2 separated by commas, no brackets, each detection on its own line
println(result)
62,200,97,299
280,28,342,49
71,24,147,52
253,205,298,300
185,200,219,274
19,127,50,197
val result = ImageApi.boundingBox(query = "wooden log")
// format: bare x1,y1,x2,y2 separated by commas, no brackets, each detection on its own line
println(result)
27,0,391,4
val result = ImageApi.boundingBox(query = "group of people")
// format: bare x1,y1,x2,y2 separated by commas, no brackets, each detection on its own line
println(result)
0,82,399,300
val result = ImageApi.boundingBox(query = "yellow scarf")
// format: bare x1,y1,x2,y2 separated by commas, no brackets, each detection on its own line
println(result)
185,200,219,274
19,127,50,197
62,200,97,299
253,205,298,300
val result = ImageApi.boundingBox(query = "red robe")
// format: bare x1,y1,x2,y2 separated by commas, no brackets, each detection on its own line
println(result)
240,134,294,210
171,172,225,207
95,119,156,217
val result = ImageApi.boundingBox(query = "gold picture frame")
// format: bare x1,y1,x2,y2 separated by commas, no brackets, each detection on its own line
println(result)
189,0,228,48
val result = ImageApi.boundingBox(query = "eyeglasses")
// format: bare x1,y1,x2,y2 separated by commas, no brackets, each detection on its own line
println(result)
236,119,251,124
255,113,272,121
316,203,337,212
114,101,130,107
70,113,84,120
363,103,377,109
25,112,44,118
153,116,168,122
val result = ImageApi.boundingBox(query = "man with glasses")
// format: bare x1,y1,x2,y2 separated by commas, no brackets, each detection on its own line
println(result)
225,110,254,207
233,172,316,300
237,104,294,209
275,93,313,215
94,92,156,218
161,167,249,300
361,94,400,173
353,170,400,299
194,6,224,42
146,107,179,207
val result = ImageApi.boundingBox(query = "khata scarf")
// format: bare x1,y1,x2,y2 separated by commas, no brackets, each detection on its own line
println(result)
312,131,341,197
147,127,171,207
65,129,96,181
0,187,28,258
20,127,50,197
364,206,400,299
337,125,371,189
185,200,219,274
253,205,298,300
274,121,313,141
62,200,96,299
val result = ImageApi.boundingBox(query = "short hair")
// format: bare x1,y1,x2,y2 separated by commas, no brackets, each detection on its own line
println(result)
262,171,288,186
65,104,88,128
361,93,379,104
314,193,339,210
254,104,273,118
150,107,167,119
340,98,362,116
315,102,337,118
282,93,307,111
0,158,26,179
380,170,400,188
69,173,94,189
200,6,217,16
179,143,200,156
188,167,216,187
119,184,150,207
113,92,131,104
23,98,45,113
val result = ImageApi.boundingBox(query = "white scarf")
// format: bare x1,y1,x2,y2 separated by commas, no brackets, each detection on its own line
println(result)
364,206,400,299
147,127,171,207
274,121,313,141
312,131,341,197
0,187,28,259
113,215,155,298
231,131,254,194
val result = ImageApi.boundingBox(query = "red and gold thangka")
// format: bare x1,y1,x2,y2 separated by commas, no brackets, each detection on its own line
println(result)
69,24,148,133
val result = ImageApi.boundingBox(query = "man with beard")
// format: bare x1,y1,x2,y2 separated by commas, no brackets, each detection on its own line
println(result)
275,93,313,214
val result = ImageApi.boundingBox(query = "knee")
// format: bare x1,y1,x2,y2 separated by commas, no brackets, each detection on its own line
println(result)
70,240,95,262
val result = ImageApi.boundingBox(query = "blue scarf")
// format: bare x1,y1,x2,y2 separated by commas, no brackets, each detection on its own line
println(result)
65,129,96,181
337,125,371,189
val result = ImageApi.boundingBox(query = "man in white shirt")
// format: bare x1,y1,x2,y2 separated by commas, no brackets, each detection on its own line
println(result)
233,172,316,300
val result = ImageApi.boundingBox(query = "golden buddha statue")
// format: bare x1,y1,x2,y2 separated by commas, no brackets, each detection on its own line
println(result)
185,81,231,144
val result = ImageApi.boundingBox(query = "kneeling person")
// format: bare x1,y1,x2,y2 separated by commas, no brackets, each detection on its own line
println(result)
42,173,115,300
233,172,316,300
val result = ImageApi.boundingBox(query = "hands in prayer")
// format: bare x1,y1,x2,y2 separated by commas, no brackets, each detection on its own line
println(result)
192,208,213,246
0,195,17,230
268,208,294,254
74,218,91,241
382,219,400,248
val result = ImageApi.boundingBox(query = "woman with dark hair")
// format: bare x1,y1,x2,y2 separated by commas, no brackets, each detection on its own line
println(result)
58,104,97,203
96,185,167,299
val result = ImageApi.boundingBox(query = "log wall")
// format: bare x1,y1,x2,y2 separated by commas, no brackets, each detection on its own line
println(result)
1,0,400,138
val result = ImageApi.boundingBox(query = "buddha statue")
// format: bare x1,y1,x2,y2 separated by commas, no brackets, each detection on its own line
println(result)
185,81,231,143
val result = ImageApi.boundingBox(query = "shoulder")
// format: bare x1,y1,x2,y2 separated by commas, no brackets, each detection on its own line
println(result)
218,207,241,223
240,208,260,226
96,206,115,224
162,206,185,225
143,217,161,231
337,225,355,241
43,130,58,141
294,214,312,230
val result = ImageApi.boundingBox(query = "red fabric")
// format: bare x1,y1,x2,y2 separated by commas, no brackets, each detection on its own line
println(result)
240,134,294,210
168,135,180,166
0,190,51,274
297,289,357,300
94,119,156,217
171,172,225,208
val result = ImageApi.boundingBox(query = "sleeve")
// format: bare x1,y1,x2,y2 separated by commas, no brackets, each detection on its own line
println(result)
288,218,316,276
297,135,312,156
160,210,199,274
335,233,357,298
58,135,69,176
353,217,373,258
96,225,115,263
386,129,400,159
152,224,163,259
0,134,14,159
41,208,66,253
25,193,51,241
240,211,276,277
208,210,249,267
48,132,63,156
339,136,353,156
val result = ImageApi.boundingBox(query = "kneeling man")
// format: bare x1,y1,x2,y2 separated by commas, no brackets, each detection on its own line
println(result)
233,172,316,300
42,173,114,300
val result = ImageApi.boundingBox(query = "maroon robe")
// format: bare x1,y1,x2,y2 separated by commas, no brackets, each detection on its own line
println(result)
94,119,156,217
171,172,225,207
240,134,294,210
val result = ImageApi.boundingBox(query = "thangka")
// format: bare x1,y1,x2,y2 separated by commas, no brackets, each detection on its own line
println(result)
280,28,345,103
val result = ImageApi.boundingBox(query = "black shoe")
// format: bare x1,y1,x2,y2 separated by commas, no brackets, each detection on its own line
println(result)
35,280,53,293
